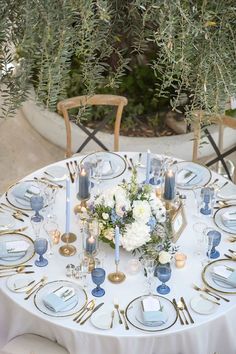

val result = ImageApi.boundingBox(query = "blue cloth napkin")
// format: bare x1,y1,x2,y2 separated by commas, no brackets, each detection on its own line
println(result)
12,183,39,203
43,289,77,312
0,241,26,259
212,270,236,287
141,309,168,326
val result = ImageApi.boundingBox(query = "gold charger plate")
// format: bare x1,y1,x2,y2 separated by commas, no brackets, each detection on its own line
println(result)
125,295,178,332
202,258,236,294
34,280,87,317
213,205,236,235
0,232,34,266
5,179,45,211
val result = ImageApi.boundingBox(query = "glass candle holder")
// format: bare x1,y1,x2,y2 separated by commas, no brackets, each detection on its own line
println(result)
83,219,99,256
174,253,187,268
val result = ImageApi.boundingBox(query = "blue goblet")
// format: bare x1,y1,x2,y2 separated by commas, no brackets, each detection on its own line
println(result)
156,264,172,295
91,267,105,297
30,195,44,222
206,229,221,259
34,237,48,267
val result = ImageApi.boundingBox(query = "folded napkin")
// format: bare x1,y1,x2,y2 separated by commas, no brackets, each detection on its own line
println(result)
0,240,29,259
221,212,236,228
140,297,168,326
212,265,236,287
13,183,40,203
177,169,198,185
101,160,113,176
43,286,77,313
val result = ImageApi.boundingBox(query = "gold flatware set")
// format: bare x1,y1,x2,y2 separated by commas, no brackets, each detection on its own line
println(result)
73,300,104,325
224,249,236,260
24,276,48,300
66,161,79,183
173,297,194,325
0,203,29,218
193,284,229,302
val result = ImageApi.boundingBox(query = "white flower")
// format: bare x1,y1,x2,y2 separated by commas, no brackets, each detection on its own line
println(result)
94,189,115,208
159,250,171,264
132,200,151,222
102,212,109,220
103,228,114,241
121,222,151,251
149,193,166,222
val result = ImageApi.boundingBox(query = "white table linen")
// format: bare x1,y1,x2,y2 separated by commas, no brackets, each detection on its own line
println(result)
0,153,236,354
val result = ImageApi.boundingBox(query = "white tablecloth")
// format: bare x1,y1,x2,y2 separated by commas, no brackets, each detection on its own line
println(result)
0,153,236,354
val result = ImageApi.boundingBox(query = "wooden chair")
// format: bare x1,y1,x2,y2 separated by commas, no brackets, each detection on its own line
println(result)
0,334,69,354
57,94,128,158
192,112,236,181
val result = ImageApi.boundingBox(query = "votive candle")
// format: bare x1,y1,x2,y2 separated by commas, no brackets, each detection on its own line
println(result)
164,169,175,200
115,226,120,263
145,149,151,184
86,236,96,254
65,178,70,234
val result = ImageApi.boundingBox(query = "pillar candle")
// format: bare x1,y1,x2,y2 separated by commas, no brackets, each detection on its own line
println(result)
115,226,120,263
65,178,70,234
145,149,151,184
164,170,175,200
86,236,96,254
78,168,89,200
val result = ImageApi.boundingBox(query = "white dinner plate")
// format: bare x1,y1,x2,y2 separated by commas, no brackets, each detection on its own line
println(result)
0,233,34,266
81,152,127,180
91,309,118,330
190,295,218,315
214,205,236,234
5,180,45,210
202,259,236,294
34,280,87,317
125,295,177,332
7,273,35,293
0,214,15,231
174,161,211,189
44,166,68,182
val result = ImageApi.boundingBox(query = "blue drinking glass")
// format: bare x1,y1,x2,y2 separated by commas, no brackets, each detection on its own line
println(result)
207,229,221,259
156,264,172,295
34,237,48,267
30,195,44,222
91,267,105,297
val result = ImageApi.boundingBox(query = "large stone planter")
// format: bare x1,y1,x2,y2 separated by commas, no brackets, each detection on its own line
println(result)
21,95,236,161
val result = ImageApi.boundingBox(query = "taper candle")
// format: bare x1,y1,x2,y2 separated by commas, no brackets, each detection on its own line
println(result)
65,177,70,233
115,226,120,263
145,149,151,184
164,169,175,200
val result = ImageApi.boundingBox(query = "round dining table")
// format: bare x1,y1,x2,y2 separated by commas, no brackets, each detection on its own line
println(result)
0,152,236,354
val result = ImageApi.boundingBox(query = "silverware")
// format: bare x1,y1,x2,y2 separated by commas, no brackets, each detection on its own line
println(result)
218,181,229,191
14,279,35,291
34,177,63,189
204,288,230,302
0,206,25,222
0,226,28,235
120,309,129,330
200,293,220,306
110,310,115,329
124,155,132,171
193,284,221,301
224,254,236,261
129,158,135,170
24,283,44,300
80,302,104,325
25,276,47,295
114,300,123,324
66,162,74,183
180,296,194,324
177,300,189,325
70,161,77,180
75,300,95,323
0,203,29,217
0,270,34,278
172,298,184,325
0,264,33,271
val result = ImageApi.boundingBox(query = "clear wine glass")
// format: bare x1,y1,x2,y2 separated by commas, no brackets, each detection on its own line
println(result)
91,267,106,297
156,264,172,295
43,186,58,221
140,256,156,294
43,220,61,256
34,237,48,267
90,156,103,194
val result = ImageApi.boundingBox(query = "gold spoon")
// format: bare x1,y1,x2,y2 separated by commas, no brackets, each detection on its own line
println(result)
177,301,189,325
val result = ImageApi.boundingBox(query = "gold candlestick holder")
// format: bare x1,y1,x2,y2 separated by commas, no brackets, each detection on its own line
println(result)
108,261,126,284
59,232,77,256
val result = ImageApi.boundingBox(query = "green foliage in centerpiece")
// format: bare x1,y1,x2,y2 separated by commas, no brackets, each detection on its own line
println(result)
87,171,167,252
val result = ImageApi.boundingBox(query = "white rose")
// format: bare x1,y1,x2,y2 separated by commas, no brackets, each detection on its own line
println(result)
102,212,109,220
159,251,171,264
103,229,114,241
132,200,151,222
121,222,151,251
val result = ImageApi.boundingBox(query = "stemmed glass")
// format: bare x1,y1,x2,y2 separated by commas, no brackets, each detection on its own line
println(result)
91,267,106,297
156,264,172,295
149,158,162,185
43,220,61,256
140,256,156,294
204,228,221,259
43,186,58,221
90,156,103,194
34,238,48,267
30,195,44,238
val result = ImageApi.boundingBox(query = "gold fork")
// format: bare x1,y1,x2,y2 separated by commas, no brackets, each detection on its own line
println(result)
113,299,123,324
74,300,95,323
120,309,129,330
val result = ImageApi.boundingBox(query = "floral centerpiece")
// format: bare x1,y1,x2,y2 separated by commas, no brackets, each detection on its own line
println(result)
87,172,173,260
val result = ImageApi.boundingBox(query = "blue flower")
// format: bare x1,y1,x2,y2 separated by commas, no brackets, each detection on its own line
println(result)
147,217,157,231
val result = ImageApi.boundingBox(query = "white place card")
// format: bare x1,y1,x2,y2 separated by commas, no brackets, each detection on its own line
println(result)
142,296,160,312
6,240,29,253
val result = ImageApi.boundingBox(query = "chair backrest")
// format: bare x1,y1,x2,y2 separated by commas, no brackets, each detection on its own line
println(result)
57,94,128,158
192,112,236,159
